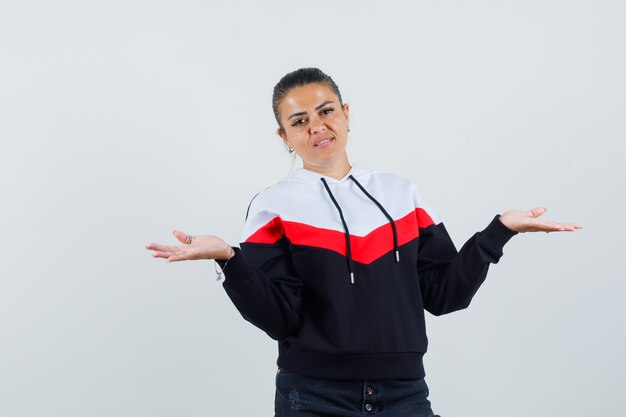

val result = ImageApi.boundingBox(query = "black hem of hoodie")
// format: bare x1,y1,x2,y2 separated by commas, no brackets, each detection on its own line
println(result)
278,349,425,381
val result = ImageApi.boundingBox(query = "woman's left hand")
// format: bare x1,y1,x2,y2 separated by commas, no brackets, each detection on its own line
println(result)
499,207,582,233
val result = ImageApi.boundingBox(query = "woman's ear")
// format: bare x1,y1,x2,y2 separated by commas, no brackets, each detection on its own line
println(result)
277,127,290,149
342,103,350,124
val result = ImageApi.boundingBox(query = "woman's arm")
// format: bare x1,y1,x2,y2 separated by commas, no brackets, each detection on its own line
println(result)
146,230,303,341
417,207,581,316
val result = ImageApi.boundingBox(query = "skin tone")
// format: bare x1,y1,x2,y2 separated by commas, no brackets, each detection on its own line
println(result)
145,82,581,262
277,83,351,180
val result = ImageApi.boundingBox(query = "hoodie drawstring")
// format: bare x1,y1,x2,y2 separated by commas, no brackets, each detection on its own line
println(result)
349,175,400,263
320,178,356,284
320,175,401,285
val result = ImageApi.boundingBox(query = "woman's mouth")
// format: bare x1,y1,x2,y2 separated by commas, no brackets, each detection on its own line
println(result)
314,137,334,147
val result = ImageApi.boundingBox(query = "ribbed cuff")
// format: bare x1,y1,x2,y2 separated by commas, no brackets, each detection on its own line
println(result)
215,247,255,285
480,214,518,250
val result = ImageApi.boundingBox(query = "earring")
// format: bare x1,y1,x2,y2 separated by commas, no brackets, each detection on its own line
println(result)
289,148,295,153
347,127,350,133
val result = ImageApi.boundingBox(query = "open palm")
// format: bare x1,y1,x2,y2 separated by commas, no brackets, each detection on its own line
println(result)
146,230,232,262
499,207,581,233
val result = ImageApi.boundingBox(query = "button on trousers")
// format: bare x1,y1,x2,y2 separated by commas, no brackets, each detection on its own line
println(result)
275,369,440,417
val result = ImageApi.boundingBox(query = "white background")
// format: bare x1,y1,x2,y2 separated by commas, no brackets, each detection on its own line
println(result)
1,1,625,416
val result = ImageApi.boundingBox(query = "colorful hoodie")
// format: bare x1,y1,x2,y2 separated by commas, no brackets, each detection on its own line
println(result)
218,164,517,380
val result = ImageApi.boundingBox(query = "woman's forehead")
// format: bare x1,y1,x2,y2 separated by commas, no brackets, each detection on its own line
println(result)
281,83,339,110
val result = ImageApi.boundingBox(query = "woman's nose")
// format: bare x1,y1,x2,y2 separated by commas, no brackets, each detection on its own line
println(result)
309,115,326,133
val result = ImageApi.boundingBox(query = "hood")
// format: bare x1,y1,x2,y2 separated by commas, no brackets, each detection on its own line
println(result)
286,163,375,184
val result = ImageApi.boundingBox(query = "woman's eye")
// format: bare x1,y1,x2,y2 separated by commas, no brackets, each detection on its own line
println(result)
291,118,307,127
321,108,334,116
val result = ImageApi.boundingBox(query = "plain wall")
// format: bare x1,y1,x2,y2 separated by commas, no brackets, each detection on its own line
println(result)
1,0,624,416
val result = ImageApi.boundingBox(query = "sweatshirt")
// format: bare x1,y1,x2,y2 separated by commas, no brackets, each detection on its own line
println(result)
218,164,517,380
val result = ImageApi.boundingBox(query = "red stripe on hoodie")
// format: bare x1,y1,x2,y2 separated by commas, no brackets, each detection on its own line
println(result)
245,208,435,264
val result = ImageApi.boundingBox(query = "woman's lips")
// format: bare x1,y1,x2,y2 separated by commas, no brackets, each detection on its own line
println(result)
314,137,334,147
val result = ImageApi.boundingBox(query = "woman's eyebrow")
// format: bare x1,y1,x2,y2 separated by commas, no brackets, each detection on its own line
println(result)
288,111,307,120
315,100,334,110
287,101,335,120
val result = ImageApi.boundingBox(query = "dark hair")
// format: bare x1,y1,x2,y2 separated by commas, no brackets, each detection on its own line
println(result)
272,67,343,131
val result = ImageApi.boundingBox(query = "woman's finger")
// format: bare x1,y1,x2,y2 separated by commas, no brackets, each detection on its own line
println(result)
146,243,179,252
151,250,180,259
533,220,582,232
551,222,582,231
543,223,566,231
167,254,190,262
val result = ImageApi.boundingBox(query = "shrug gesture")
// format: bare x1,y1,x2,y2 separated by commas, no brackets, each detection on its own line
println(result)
146,207,580,264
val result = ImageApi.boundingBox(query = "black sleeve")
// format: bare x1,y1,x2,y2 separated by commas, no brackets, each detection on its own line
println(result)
216,239,303,341
417,215,518,316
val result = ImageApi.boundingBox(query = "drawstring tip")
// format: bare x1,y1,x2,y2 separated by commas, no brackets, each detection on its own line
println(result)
395,250,400,263
350,272,355,284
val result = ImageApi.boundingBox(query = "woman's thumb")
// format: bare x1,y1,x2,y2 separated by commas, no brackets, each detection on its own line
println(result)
530,207,547,218
172,229,188,244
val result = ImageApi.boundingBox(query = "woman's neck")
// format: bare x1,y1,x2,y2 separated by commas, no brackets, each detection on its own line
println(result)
303,158,352,180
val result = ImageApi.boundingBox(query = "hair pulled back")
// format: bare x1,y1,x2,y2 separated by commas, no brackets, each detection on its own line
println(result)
272,68,343,131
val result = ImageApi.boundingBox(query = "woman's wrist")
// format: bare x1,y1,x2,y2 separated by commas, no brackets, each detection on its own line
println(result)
214,246,236,281
216,245,235,261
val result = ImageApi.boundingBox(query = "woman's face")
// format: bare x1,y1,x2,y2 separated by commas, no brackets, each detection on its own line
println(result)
277,83,350,175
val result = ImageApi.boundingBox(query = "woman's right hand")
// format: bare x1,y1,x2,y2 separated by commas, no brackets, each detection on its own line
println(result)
146,230,233,262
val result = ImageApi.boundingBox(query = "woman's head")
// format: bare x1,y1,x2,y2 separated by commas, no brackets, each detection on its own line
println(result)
272,68,343,131
272,68,351,177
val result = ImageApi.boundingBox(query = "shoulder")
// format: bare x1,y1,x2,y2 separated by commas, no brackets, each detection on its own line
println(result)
241,174,314,243
244,177,302,220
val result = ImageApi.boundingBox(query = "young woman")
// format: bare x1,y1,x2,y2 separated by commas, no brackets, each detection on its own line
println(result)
146,68,581,417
